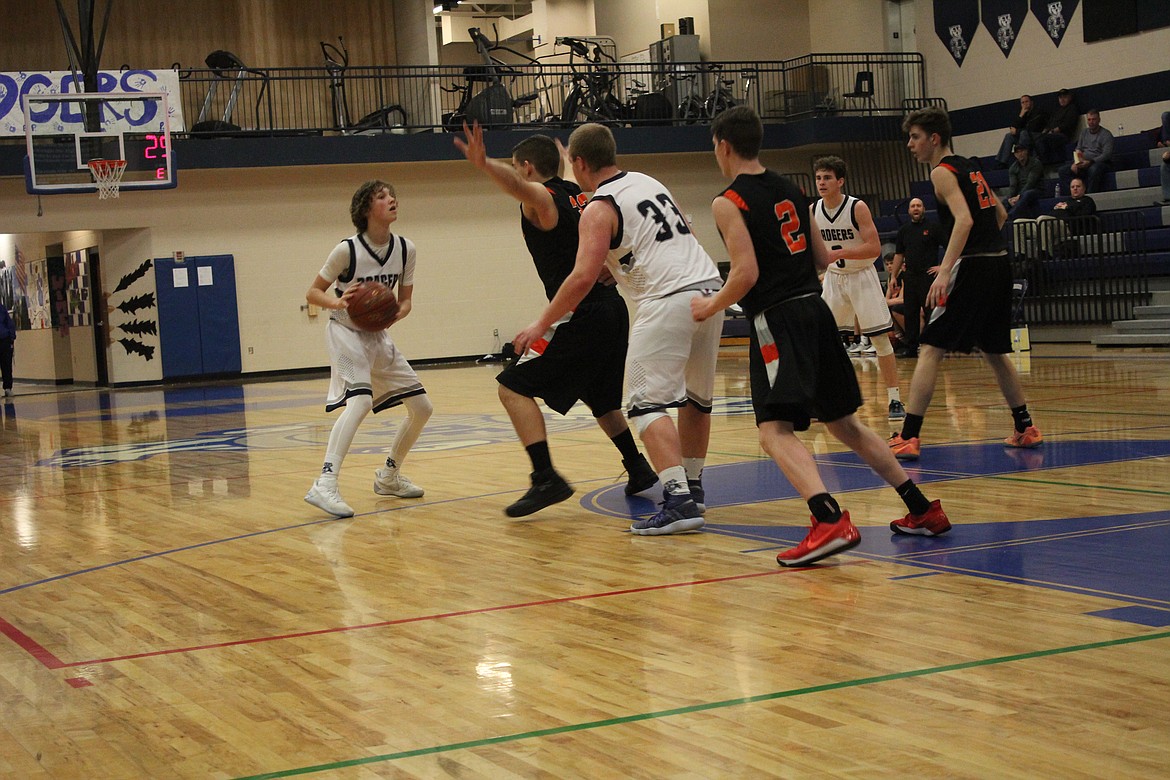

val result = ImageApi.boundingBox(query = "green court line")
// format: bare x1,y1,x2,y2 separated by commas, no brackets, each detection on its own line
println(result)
234,629,1170,779
985,474,1170,497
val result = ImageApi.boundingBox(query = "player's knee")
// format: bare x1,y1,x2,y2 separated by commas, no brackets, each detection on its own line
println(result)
347,394,374,416
630,409,669,436
405,393,433,422
871,333,894,357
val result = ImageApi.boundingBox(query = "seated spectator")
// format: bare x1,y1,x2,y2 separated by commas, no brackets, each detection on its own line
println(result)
1034,88,1080,164
995,94,1048,168
1157,149,1169,206
1154,111,1170,148
1005,143,1044,219
1058,109,1113,193
1014,177,1097,259
883,256,909,354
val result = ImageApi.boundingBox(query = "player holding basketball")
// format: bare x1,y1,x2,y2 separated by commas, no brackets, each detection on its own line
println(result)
513,123,724,535
304,180,434,517
888,106,1042,463
454,122,657,516
812,156,905,423
693,106,950,561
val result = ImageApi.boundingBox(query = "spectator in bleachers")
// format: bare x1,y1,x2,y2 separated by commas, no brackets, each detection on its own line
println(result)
1157,150,1169,206
889,197,944,357
1034,88,1079,165
995,94,1047,168
1015,177,1097,259
1155,111,1169,147
1058,109,1113,193
1005,143,1044,219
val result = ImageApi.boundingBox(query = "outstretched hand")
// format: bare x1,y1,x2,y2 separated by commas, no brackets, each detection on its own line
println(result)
453,120,487,169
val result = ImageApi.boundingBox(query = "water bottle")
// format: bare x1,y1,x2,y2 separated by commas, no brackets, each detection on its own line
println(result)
1054,182,1061,198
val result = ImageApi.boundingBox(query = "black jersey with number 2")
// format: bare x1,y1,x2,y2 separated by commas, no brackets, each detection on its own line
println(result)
718,170,821,318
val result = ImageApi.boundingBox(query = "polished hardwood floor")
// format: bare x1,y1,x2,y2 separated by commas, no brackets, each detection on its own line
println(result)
1,344,1169,778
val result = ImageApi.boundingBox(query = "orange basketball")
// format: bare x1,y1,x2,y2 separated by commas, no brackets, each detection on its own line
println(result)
346,281,400,332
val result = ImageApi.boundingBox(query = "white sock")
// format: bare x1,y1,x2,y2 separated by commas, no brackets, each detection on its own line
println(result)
682,458,704,483
887,387,901,403
659,465,689,495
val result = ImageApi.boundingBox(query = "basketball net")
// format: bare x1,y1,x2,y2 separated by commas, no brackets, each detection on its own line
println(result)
88,158,128,200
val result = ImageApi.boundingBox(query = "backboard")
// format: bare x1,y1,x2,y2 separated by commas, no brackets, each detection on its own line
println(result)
23,91,176,195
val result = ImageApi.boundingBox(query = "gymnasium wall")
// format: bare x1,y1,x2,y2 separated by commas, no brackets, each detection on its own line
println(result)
913,2,1170,157
0,141,838,384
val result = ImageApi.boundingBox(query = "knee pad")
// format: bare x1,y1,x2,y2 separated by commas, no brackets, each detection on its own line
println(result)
630,409,670,436
871,333,894,357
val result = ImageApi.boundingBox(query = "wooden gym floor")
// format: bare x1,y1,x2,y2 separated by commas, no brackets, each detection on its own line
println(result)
1,344,1168,778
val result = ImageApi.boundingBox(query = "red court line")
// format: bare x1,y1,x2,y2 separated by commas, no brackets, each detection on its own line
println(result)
5,565,855,670
0,615,68,669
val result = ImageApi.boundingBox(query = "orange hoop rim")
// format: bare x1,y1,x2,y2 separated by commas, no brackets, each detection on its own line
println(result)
87,158,128,199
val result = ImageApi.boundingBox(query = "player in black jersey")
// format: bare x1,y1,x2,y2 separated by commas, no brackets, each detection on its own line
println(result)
889,107,1043,469
692,106,950,563
456,122,656,517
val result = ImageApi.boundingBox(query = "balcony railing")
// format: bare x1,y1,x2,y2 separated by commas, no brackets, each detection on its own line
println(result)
169,52,926,137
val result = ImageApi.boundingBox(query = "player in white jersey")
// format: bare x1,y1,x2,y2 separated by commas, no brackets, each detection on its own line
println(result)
813,156,906,422
513,123,724,535
303,180,434,517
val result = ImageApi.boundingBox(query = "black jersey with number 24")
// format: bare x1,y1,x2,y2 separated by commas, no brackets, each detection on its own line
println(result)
933,155,1007,256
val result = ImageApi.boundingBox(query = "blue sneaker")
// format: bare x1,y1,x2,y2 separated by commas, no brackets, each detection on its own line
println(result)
630,495,705,536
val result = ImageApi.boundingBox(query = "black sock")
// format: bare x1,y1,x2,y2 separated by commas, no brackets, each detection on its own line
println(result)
808,493,843,524
1011,405,1033,433
901,413,924,441
609,428,641,461
895,479,932,516
526,441,553,473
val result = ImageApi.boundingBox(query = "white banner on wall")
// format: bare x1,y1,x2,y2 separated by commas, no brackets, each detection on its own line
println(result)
0,69,185,136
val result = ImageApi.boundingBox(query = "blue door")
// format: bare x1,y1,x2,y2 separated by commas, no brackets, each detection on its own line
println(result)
155,254,241,379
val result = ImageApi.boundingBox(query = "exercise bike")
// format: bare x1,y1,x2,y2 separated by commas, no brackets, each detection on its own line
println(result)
557,36,626,127
320,36,407,134
442,27,535,131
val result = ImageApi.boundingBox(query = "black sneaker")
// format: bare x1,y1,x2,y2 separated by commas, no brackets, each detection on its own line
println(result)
505,469,574,517
630,495,704,535
687,479,706,514
623,454,658,496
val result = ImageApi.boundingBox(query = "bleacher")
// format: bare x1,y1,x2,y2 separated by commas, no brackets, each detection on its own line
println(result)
871,130,1170,346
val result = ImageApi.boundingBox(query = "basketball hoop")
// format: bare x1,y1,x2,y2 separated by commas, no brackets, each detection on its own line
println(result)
88,158,128,199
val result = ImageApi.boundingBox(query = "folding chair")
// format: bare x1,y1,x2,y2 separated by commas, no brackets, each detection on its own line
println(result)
842,70,875,114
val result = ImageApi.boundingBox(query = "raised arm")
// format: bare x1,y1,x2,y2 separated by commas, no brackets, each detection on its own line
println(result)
454,120,559,230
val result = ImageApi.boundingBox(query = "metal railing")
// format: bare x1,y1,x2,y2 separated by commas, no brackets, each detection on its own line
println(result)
1012,211,1150,324
167,51,927,136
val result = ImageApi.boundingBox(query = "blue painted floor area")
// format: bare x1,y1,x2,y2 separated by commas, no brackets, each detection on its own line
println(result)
584,439,1170,519
582,440,1170,623
707,511,1170,607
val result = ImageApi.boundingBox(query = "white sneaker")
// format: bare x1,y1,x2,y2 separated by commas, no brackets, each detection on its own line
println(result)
846,341,863,356
305,477,354,517
374,467,424,498
861,336,877,355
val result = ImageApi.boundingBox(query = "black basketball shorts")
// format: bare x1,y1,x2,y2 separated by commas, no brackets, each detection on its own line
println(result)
921,253,1013,355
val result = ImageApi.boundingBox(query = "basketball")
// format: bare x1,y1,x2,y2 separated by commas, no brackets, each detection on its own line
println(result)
346,281,399,332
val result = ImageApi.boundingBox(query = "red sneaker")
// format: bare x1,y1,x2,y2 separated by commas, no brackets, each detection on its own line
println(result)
888,433,921,461
777,513,861,567
890,499,952,536
1004,425,1043,449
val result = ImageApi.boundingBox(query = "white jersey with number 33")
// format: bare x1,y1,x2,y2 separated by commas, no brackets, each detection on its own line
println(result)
591,171,721,304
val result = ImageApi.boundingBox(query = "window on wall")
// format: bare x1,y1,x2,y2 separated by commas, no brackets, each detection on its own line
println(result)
1083,0,1170,42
